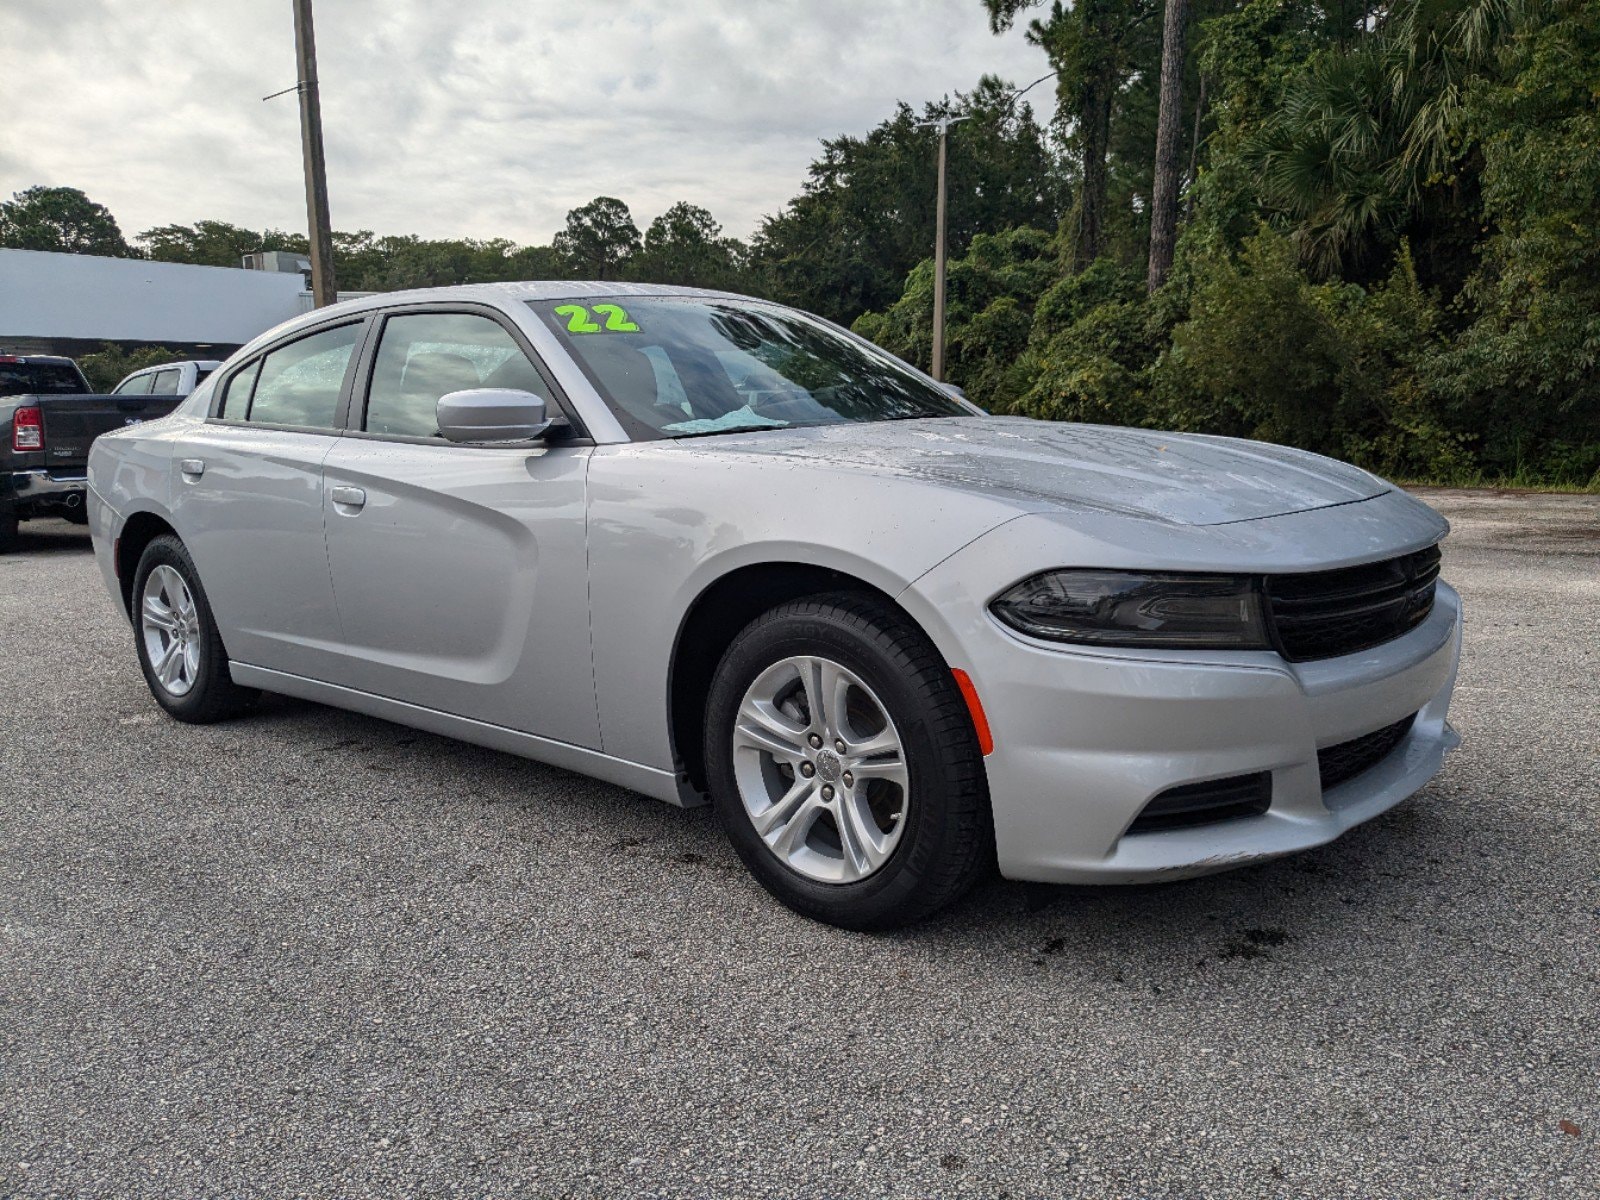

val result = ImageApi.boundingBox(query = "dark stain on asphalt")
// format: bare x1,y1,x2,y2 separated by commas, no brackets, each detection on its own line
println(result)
1221,927,1294,960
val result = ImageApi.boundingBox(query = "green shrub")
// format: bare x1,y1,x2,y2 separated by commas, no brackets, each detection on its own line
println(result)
76,345,188,392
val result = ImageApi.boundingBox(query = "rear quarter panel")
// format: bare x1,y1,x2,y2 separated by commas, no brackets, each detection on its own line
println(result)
86,416,194,611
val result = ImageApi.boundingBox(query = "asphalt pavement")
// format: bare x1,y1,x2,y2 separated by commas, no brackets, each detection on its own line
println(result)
2,490,1596,1199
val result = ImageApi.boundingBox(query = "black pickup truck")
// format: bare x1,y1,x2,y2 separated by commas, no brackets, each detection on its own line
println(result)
1,354,184,552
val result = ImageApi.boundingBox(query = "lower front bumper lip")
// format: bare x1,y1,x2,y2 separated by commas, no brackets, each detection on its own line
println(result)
1081,710,1457,884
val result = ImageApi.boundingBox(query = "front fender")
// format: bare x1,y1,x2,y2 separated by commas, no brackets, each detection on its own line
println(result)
585,442,1040,771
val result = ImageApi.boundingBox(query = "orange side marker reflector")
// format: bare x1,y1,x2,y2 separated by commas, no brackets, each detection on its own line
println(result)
951,668,994,756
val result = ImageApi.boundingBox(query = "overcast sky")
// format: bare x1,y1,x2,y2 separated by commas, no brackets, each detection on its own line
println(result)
0,0,1049,247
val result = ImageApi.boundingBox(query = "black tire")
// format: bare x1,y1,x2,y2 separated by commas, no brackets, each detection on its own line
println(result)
131,534,258,723
704,592,992,930
0,507,17,554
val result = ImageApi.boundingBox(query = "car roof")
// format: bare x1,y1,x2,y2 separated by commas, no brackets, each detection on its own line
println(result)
127,360,223,376
390,280,749,304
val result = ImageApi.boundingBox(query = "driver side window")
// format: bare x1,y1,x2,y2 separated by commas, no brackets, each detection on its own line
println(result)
363,311,554,438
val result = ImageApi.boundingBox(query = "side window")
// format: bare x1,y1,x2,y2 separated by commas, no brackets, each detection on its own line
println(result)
242,323,361,428
115,373,154,396
363,311,554,438
149,368,182,395
218,361,261,418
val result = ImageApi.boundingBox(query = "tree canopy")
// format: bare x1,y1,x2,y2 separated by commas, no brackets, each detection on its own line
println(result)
0,186,135,257
552,196,642,280
749,77,1063,323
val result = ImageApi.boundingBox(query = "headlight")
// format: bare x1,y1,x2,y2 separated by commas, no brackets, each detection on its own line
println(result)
990,569,1270,649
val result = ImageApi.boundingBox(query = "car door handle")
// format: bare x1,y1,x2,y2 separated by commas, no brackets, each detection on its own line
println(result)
179,459,205,477
330,485,366,509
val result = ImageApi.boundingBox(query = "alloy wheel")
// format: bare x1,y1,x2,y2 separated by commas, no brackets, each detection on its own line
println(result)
140,564,202,697
730,655,910,884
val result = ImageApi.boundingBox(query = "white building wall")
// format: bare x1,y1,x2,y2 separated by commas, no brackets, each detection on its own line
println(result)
0,248,308,346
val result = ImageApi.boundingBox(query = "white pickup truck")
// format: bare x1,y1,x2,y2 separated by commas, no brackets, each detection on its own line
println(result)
111,360,222,398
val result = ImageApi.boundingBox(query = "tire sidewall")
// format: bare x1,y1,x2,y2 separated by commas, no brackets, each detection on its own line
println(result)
705,603,977,928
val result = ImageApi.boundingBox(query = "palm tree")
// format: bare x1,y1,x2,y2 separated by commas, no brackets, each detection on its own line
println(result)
1247,0,1529,277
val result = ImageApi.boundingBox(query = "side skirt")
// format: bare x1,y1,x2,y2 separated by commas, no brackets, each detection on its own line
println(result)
229,662,695,807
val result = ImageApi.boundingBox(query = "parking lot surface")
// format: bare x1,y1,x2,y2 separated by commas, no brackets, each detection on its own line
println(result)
2,490,1597,1199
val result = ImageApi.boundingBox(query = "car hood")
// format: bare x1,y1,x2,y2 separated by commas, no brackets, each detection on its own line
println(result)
683,415,1388,527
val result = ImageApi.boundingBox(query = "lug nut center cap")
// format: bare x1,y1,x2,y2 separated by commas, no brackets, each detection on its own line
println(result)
815,751,843,783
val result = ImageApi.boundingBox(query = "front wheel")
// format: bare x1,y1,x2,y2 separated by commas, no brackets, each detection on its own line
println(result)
131,534,258,723
704,593,992,930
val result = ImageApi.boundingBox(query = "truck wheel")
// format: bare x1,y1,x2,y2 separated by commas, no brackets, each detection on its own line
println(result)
0,509,17,554
131,534,258,723
703,592,992,931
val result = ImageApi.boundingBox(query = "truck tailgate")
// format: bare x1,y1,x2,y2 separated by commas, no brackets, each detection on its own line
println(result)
35,395,182,466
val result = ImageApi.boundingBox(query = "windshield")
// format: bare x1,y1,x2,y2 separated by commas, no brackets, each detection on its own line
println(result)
0,361,87,398
529,296,968,440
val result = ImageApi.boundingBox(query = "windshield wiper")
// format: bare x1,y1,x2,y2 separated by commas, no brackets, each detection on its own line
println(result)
667,422,794,441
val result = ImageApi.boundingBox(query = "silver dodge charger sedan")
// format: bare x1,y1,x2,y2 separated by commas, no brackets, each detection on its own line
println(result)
86,282,1462,929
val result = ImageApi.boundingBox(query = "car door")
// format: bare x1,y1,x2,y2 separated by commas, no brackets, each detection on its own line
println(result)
169,318,365,678
318,305,600,749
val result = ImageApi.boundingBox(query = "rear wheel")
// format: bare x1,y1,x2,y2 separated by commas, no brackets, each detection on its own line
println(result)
0,508,17,554
132,535,258,723
704,593,991,930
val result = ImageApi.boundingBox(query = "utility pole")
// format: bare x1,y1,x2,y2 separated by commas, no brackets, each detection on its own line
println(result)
918,115,969,382
292,0,337,307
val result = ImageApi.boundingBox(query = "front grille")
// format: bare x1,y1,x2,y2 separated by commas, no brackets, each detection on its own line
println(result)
1125,772,1272,835
1318,713,1417,793
1265,544,1441,662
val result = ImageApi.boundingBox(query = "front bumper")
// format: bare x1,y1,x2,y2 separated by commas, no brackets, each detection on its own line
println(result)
934,580,1462,885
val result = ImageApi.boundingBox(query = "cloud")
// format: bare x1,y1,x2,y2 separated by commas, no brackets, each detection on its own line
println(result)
0,0,1048,246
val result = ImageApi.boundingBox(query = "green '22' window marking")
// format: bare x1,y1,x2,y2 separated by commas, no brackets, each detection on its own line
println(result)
554,303,640,334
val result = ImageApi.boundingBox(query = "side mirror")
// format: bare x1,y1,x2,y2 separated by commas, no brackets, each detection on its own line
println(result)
938,381,967,401
436,388,552,443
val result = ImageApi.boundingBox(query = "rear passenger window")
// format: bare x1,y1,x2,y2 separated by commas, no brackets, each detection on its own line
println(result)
149,368,182,395
230,323,361,428
363,311,554,438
